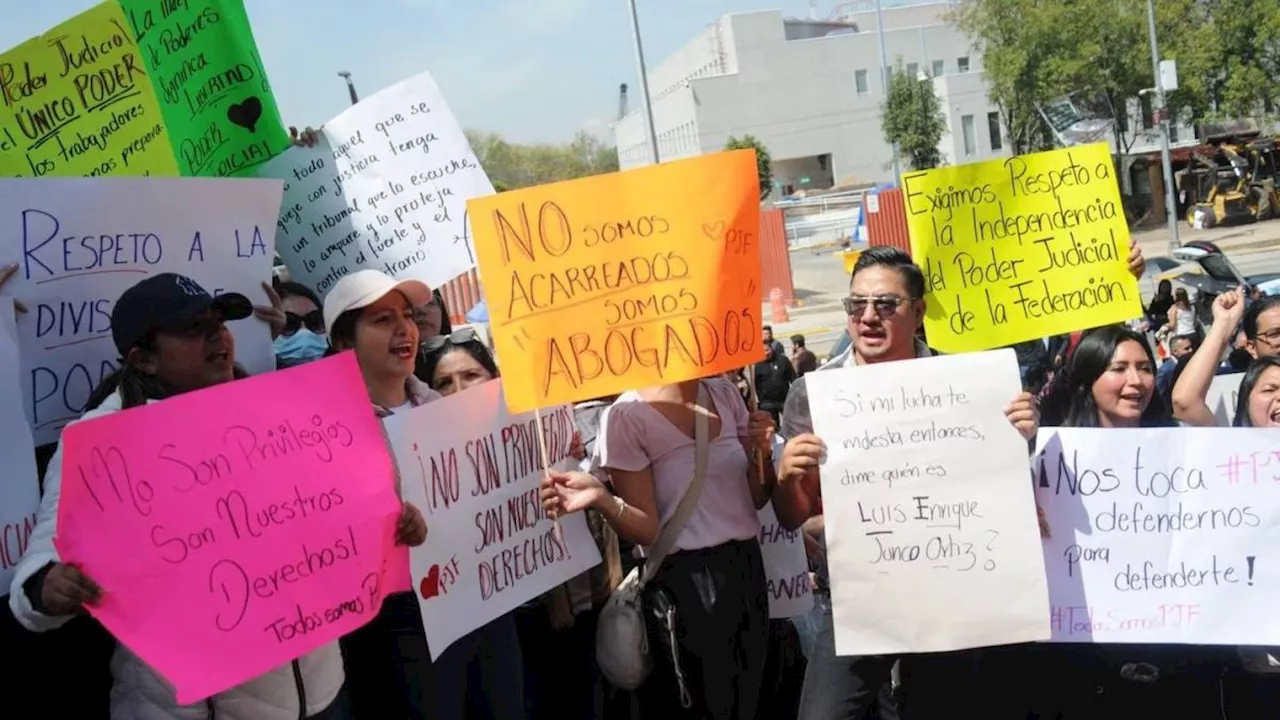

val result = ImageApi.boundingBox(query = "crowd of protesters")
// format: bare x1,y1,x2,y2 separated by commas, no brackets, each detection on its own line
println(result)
4,213,1280,720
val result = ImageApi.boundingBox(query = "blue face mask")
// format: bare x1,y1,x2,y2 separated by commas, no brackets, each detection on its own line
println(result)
274,329,329,365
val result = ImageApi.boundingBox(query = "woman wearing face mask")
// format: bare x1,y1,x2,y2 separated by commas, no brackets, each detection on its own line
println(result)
1027,325,1231,719
8,273,352,720
272,281,329,368
319,270,436,719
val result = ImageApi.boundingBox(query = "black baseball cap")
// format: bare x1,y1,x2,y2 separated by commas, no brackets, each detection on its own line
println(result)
111,273,254,355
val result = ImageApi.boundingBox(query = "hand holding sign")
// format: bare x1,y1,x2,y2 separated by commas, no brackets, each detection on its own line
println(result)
807,350,1049,655
393,380,601,657
396,502,428,546
541,470,609,516
54,354,404,703
38,562,103,616
1004,392,1039,441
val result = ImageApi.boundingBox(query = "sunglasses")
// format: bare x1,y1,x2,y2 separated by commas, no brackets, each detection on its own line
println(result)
421,327,481,353
841,295,915,318
283,310,326,336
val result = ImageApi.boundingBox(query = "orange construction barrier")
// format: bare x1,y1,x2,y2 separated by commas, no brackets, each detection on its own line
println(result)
770,287,789,323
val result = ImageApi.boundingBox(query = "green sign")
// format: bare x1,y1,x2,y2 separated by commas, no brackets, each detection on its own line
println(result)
119,0,290,176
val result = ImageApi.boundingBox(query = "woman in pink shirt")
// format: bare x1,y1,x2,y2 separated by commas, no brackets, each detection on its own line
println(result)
542,374,776,719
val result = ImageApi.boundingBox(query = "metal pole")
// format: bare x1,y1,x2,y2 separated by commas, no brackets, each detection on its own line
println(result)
875,0,902,183
1145,0,1180,250
626,0,661,164
338,71,359,105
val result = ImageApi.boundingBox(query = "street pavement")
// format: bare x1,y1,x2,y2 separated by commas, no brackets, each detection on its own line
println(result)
764,220,1280,359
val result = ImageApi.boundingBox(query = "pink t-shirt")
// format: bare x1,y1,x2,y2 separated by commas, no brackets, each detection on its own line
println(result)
599,377,760,553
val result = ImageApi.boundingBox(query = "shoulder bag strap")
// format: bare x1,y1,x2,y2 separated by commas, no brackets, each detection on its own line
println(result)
640,382,711,583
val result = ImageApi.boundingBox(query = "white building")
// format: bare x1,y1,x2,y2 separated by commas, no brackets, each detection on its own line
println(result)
615,2,1006,191
614,1,1201,197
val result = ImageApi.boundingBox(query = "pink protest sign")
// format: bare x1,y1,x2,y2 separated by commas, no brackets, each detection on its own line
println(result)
54,353,404,703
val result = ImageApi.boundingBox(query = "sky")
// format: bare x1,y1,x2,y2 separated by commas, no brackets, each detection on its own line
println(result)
2,1,930,145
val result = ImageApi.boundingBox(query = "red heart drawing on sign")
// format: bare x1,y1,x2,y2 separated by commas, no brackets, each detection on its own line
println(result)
419,565,441,599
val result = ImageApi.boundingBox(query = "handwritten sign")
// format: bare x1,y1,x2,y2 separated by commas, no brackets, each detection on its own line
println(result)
0,177,280,445
0,2,178,178
1208,372,1243,426
118,0,289,177
0,0,286,179
387,380,601,656
0,298,41,591
1037,427,1280,644
759,502,813,618
904,143,1142,353
467,150,764,413
807,350,1049,654
54,353,404,703
256,71,493,297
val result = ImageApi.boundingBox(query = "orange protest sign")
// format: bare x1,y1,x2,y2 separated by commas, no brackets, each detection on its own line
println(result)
467,150,764,413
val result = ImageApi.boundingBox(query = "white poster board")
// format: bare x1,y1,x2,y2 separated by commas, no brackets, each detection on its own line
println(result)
807,349,1049,655
388,380,601,656
0,178,281,445
0,298,40,591
759,502,813,618
255,71,493,297
1207,372,1243,426
1036,427,1280,645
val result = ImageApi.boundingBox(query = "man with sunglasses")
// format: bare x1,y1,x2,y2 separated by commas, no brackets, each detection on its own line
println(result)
773,241,1146,719
771,246,1042,720
771,246,933,720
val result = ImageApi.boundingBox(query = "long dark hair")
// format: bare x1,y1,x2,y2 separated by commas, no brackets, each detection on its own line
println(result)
1233,356,1280,427
415,338,499,388
84,334,249,412
1041,325,1174,428
434,290,453,336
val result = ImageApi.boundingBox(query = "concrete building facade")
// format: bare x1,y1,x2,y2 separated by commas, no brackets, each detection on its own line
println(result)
615,2,1003,191
615,1,1201,196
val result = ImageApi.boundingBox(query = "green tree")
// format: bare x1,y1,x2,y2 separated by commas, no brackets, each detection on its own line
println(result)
1200,0,1280,119
950,0,1280,151
880,62,948,170
464,129,620,190
949,0,1059,154
724,135,774,200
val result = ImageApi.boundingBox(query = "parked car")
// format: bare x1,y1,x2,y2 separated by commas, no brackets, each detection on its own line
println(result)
1170,240,1280,324
824,329,852,363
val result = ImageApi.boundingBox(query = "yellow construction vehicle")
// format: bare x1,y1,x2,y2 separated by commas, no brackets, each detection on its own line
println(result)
1181,136,1280,228
1183,146,1255,228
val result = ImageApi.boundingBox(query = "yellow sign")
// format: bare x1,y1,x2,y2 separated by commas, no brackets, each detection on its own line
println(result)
467,150,765,413
904,143,1141,353
0,2,178,178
